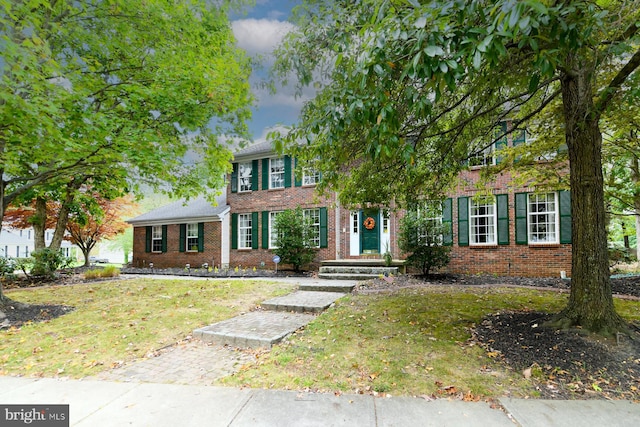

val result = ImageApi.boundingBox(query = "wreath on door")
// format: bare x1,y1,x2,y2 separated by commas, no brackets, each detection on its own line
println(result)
363,217,376,230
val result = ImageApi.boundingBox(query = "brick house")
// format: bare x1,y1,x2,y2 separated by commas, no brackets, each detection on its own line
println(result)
128,196,229,269
128,125,572,277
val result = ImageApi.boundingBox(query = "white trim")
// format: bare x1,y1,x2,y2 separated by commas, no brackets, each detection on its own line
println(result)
221,213,230,268
127,208,229,227
469,198,497,246
527,192,560,244
349,211,360,256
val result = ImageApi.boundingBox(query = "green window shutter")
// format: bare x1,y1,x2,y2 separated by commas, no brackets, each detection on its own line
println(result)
145,226,152,253
495,122,508,164
442,198,453,246
198,222,204,252
320,207,328,248
294,158,302,187
496,194,509,245
559,190,572,244
231,163,238,193
262,159,269,190
231,214,238,249
252,159,259,190
262,211,269,249
179,224,186,252
457,197,469,246
513,129,526,146
284,155,292,188
161,225,168,253
251,212,259,249
515,193,528,245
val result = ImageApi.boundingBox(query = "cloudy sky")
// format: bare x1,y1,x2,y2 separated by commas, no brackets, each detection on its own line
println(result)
230,0,309,141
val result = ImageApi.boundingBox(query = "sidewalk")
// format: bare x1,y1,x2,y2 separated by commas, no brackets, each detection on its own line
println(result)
1,376,639,426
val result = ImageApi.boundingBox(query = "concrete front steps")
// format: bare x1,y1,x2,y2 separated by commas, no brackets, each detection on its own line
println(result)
193,283,350,348
318,259,405,280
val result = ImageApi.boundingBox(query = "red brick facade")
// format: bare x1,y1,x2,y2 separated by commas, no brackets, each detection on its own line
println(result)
132,222,223,269
129,128,572,277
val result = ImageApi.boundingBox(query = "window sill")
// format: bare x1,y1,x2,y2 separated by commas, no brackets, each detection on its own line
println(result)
268,187,285,191
236,248,252,251
469,244,499,249
528,243,561,248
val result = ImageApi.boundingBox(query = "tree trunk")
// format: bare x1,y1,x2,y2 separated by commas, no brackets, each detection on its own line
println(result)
0,177,7,303
555,59,626,335
631,156,640,260
33,197,47,251
49,179,84,251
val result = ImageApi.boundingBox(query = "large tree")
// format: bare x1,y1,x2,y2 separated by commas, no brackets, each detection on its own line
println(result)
0,0,253,230
274,0,640,334
0,0,253,300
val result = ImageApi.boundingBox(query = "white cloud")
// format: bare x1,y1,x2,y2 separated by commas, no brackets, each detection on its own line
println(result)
232,18,295,56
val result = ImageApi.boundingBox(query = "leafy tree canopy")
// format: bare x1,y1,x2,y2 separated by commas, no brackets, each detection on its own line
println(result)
0,0,254,217
273,0,640,334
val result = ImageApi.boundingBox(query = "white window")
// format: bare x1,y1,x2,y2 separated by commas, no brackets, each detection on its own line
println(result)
186,223,199,251
304,208,321,248
528,193,558,243
238,213,252,249
382,211,390,234
269,211,283,248
470,199,496,245
352,211,359,233
152,225,162,252
302,169,320,186
270,158,285,189
469,144,494,167
418,202,443,243
238,162,253,192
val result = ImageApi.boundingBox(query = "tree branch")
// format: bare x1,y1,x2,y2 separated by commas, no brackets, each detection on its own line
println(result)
594,46,640,117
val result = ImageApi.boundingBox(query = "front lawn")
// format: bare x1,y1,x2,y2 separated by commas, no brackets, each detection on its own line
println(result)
0,278,293,378
221,286,640,399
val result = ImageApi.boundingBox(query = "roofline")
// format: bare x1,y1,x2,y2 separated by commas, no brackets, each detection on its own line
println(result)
127,207,230,227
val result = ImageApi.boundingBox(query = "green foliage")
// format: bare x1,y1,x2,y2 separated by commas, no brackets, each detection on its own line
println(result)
29,249,73,279
0,0,253,225
398,208,451,276
273,208,318,272
0,257,16,279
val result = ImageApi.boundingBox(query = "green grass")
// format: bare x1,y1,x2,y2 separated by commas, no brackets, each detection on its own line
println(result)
1,278,293,378
221,286,640,398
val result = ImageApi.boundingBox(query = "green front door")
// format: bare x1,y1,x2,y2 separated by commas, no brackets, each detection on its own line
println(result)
361,210,380,254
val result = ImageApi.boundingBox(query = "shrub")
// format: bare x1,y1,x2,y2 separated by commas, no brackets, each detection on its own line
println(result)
84,266,120,279
273,207,318,272
0,257,16,279
29,248,73,279
398,208,451,276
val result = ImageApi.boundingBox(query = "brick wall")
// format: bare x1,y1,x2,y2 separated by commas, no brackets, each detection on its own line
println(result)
228,167,337,270
444,168,572,277
131,222,223,269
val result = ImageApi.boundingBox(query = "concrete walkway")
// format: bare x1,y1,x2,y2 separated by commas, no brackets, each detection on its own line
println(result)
2,376,639,426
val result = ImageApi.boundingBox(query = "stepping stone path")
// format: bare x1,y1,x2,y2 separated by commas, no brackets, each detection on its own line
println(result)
193,281,354,349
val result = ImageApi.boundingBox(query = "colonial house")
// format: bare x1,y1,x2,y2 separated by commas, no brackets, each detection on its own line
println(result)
128,125,572,277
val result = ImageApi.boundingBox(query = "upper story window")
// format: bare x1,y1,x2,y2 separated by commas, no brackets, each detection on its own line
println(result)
469,123,507,167
528,193,558,244
186,223,199,251
302,169,320,186
238,162,253,192
238,213,252,249
152,225,163,252
270,158,285,189
470,198,496,245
